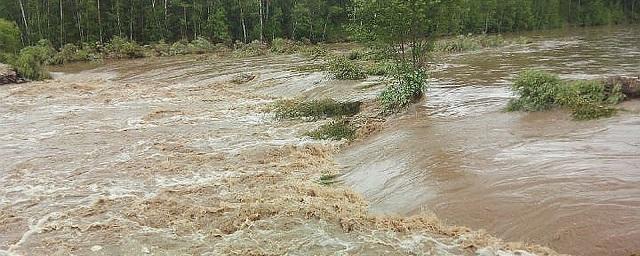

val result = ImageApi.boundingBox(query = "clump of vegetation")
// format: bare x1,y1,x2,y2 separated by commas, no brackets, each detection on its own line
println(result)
104,36,144,59
433,35,530,53
270,38,301,54
304,119,356,140
365,61,394,76
49,43,100,64
328,56,367,80
556,80,624,120
271,99,361,120
233,41,267,58
507,70,626,120
299,45,328,59
506,70,563,111
13,43,54,80
0,19,21,63
347,49,366,60
379,66,428,113
318,174,339,185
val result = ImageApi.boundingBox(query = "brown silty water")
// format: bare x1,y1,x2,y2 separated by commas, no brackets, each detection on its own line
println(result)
338,26,640,256
1,52,562,255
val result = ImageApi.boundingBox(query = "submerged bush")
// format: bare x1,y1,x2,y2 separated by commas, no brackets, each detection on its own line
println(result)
556,80,624,120
379,65,428,113
299,45,328,59
304,119,356,141
233,41,266,58
13,44,53,80
272,99,361,120
434,35,528,53
328,56,367,80
507,70,626,120
270,38,301,54
49,43,100,64
105,36,144,59
506,70,562,111
365,61,394,76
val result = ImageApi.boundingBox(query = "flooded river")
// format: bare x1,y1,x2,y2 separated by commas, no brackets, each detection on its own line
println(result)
339,26,640,256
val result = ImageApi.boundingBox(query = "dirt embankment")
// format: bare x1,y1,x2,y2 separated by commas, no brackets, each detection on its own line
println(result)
0,56,564,256
0,64,24,85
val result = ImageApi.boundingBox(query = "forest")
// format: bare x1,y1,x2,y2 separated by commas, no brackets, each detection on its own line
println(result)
1,0,639,48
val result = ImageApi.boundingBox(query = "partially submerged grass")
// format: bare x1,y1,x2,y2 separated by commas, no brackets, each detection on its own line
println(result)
304,119,356,141
271,99,361,120
328,56,367,80
507,70,627,120
434,34,531,53
318,174,340,185
379,66,428,113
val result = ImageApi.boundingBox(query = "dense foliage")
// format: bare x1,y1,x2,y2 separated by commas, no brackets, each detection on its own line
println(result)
507,70,626,120
1,0,638,50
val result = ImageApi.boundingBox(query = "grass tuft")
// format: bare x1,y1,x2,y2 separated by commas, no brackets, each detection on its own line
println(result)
304,119,356,141
271,99,361,120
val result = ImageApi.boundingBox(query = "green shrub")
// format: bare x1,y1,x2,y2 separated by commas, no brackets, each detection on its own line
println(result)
105,36,144,59
347,49,366,60
232,41,266,58
379,66,428,113
151,40,171,56
188,36,215,54
169,40,189,55
49,43,99,64
299,45,328,59
328,56,367,80
506,70,562,112
304,119,356,141
507,70,626,120
433,35,527,53
0,19,21,63
14,44,52,80
270,38,300,54
365,61,394,76
272,99,361,120
556,80,624,120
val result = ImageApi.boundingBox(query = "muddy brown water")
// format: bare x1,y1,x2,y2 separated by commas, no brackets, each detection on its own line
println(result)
339,26,640,256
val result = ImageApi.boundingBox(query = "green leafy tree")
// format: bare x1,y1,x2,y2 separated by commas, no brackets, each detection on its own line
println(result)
0,18,22,62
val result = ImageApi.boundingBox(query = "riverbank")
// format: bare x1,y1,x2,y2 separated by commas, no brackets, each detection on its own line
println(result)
0,54,561,255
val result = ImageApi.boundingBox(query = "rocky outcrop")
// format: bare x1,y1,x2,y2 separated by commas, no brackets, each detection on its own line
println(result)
0,63,25,85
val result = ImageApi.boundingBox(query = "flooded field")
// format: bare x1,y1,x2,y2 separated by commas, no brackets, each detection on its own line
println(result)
339,26,640,256
0,51,557,255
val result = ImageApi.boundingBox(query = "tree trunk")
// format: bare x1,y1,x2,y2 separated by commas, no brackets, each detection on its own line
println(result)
129,0,133,40
239,1,247,43
60,0,64,47
259,0,263,43
97,0,103,43
75,0,82,42
18,0,30,43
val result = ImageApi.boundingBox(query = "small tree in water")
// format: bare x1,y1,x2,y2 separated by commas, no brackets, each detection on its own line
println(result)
351,0,433,113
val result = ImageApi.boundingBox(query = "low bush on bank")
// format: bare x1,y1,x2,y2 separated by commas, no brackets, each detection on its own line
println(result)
49,43,101,64
304,119,356,140
328,56,367,80
104,36,145,59
507,70,626,120
233,41,267,58
271,99,361,120
13,42,54,80
379,65,428,113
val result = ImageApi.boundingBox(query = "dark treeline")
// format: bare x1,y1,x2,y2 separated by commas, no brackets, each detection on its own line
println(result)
0,0,639,48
